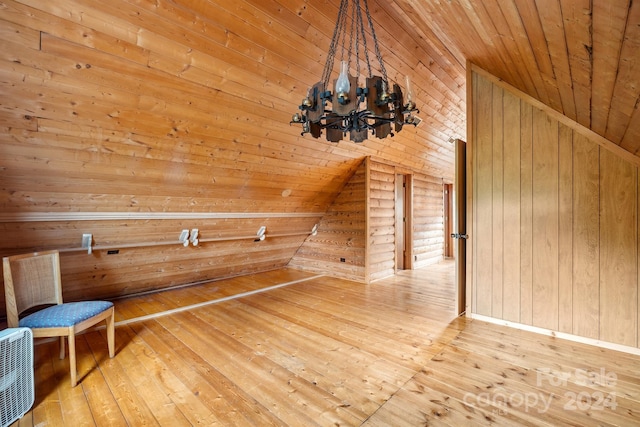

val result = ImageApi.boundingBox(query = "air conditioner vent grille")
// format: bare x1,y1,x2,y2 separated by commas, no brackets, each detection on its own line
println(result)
0,328,34,427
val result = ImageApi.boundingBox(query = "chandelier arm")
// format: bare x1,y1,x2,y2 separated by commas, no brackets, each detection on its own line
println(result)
363,0,388,86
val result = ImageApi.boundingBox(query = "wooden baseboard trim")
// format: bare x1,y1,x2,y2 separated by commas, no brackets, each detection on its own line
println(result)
469,313,640,356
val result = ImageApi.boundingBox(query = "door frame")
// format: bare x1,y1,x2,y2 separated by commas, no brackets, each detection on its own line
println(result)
395,173,413,270
454,138,468,316
443,183,454,258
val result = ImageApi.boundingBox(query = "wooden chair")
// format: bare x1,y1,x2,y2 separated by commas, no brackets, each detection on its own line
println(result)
2,250,115,387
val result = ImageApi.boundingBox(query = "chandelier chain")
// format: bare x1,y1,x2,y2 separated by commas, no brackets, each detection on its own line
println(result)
348,0,356,74
322,0,349,88
355,0,373,78
363,0,388,86
340,0,350,62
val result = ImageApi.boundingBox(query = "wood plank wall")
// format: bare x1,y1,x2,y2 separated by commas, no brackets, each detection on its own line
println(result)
368,159,396,282
470,68,640,349
412,174,445,268
0,214,321,317
288,160,367,282
367,160,445,281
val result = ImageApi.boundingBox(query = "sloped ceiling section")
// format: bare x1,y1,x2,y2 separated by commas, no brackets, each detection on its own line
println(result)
391,0,640,157
2,0,637,214
0,0,465,220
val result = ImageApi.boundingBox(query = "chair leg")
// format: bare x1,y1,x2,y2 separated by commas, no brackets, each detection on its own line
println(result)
59,336,65,360
68,332,77,387
106,307,115,358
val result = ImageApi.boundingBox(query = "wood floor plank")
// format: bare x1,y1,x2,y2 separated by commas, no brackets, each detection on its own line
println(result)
83,329,162,426
16,260,640,426
137,320,283,426
120,325,221,426
31,340,65,426
192,304,374,423
54,337,97,426
427,345,633,426
155,311,329,426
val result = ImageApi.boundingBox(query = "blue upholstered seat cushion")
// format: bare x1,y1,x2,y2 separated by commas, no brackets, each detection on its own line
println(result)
19,301,113,328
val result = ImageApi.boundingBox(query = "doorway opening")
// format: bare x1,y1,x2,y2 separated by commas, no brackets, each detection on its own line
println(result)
395,174,413,270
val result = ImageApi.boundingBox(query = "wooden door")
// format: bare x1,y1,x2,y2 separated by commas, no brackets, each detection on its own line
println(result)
454,140,467,315
444,183,454,258
395,174,413,270
395,174,406,270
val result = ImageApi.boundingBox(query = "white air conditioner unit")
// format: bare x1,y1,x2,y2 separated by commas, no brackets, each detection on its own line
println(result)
1,328,34,427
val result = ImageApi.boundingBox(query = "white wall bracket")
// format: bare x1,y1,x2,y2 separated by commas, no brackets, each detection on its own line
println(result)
179,229,189,247
189,228,199,246
81,233,93,254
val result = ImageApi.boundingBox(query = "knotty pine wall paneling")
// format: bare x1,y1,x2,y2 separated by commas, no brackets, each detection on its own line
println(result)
470,65,640,349
599,149,638,347
472,71,493,316
519,99,534,326
531,107,559,331
501,89,521,323
367,160,397,282
291,157,446,284
288,160,367,282
0,215,320,317
572,133,600,339
412,174,445,269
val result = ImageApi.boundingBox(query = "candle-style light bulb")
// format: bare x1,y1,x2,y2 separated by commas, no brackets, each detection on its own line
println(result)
405,75,415,110
405,75,413,101
302,87,313,108
335,60,350,104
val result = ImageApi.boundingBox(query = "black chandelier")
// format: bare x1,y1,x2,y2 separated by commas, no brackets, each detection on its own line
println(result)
291,0,419,143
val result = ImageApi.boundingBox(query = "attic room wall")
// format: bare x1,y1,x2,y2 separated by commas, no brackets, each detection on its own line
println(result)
0,0,463,318
291,157,445,283
470,66,640,349
367,159,445,281
0,0,462,321
412,173,445,268
289,159,367,282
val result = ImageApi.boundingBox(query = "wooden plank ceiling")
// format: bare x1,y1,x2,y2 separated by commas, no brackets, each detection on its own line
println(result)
0,0,465,217
396,0,640,156
2,0,636,210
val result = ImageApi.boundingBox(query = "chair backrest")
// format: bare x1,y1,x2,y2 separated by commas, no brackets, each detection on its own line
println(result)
3,250,64,327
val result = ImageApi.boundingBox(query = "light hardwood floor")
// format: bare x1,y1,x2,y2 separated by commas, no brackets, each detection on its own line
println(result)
10,261,640,426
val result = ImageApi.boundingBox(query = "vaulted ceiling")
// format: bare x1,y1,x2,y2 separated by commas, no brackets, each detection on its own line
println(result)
391,0,639,155
1,0,638,208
